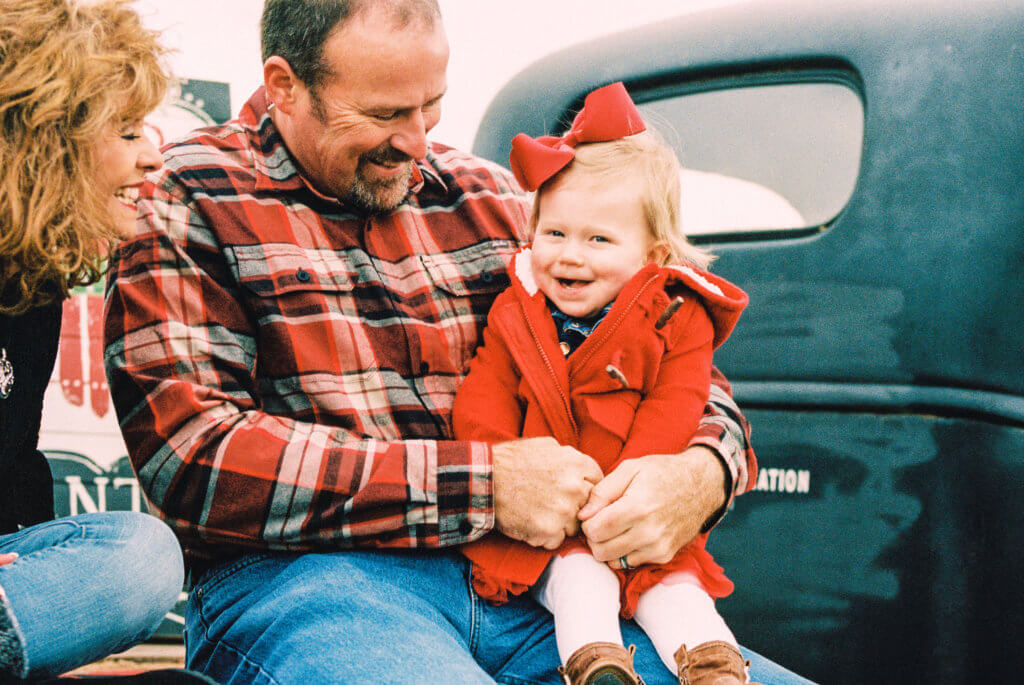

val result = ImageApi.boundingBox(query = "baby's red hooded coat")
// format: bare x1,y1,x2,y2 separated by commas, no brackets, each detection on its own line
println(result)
452,249,748,618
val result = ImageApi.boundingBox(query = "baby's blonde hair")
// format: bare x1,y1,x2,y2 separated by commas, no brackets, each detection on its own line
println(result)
528,130,713,270
0,0,171,314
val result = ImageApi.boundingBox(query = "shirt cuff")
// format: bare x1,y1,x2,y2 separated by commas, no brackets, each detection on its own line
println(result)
436,440,495,546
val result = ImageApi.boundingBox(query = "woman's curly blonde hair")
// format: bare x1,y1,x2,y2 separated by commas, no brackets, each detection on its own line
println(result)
0,0,170,314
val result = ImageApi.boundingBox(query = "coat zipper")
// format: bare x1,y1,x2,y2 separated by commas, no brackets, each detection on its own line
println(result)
522,304,579,440
575,275,659,372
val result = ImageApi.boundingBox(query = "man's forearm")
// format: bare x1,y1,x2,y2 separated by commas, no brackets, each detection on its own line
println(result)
112,376,496,550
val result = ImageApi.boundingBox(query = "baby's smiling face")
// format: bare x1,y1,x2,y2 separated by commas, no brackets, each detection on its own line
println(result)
530,174,657,319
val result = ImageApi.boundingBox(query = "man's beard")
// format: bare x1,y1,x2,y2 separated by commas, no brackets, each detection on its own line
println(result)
344,145,415,213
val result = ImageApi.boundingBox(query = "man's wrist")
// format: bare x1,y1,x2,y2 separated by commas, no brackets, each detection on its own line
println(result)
684,444,732,533
489,440,518,535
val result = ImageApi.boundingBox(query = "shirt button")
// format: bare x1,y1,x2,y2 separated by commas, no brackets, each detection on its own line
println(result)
296,269,311,283
480,272,494,283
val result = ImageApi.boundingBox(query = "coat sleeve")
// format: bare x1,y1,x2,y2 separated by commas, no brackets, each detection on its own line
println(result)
451,298,525,443
616,297,715,464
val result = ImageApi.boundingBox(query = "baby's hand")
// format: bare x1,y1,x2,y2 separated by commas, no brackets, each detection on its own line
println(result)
0,553,17,568
577,465,631,522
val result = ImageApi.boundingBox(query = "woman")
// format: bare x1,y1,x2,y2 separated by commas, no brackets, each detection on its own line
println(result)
0,0,193,680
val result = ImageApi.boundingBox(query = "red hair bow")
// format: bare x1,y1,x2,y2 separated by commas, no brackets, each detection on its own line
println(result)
508,82,647,191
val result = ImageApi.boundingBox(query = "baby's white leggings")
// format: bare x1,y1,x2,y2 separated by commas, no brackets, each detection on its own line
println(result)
532,551,737,673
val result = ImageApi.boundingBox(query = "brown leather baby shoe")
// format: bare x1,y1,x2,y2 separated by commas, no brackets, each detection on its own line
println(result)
561,641,643,685
674,641,760,685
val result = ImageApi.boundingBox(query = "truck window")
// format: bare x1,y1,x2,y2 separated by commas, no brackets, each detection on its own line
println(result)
637,81,864,237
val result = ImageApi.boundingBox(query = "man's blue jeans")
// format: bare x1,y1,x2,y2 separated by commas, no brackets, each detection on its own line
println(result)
186,549,814,684
0,512,184,679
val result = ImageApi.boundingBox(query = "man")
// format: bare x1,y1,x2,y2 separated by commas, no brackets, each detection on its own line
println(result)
104,1,803,682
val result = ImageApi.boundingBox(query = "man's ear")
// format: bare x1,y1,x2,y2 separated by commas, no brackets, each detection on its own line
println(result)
263,56,301,115
647,240,671,266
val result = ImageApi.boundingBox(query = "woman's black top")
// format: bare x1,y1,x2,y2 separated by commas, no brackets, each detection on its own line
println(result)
0,300,60,534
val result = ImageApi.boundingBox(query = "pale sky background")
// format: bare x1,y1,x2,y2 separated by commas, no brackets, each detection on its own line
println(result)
134,0,750,152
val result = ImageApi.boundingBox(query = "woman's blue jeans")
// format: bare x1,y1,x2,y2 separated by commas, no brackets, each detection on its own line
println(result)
0,512,184,679
186,549,815,684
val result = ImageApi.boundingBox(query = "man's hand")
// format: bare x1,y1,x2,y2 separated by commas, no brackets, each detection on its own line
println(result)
0,553,17,568
578,446,726,568
493,437,604,550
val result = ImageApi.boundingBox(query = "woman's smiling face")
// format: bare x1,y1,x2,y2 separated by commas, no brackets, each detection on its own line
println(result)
92,120,162,238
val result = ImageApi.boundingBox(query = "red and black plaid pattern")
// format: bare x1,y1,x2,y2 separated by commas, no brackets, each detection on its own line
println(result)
103,88,754,563
693,367,758,531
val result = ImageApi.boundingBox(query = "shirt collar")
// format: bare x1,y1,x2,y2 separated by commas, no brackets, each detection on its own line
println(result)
550,302,613,336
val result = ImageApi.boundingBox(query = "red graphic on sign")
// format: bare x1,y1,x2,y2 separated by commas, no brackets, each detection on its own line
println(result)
87,295,110,417
60,297,84,407
59,292,110,418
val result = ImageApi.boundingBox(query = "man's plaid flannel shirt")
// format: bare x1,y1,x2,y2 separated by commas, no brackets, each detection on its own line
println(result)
103,88,756,564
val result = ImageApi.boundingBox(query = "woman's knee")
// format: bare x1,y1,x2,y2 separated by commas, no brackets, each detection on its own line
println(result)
0,512,184,663
80,512,184,623
120,512,184,598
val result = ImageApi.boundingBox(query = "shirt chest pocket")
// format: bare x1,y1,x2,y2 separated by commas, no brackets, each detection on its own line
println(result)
227,243,363,379
417,242,516,373
229,243,356,300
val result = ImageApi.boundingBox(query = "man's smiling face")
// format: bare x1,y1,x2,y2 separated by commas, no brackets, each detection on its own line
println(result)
276,8,449,211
